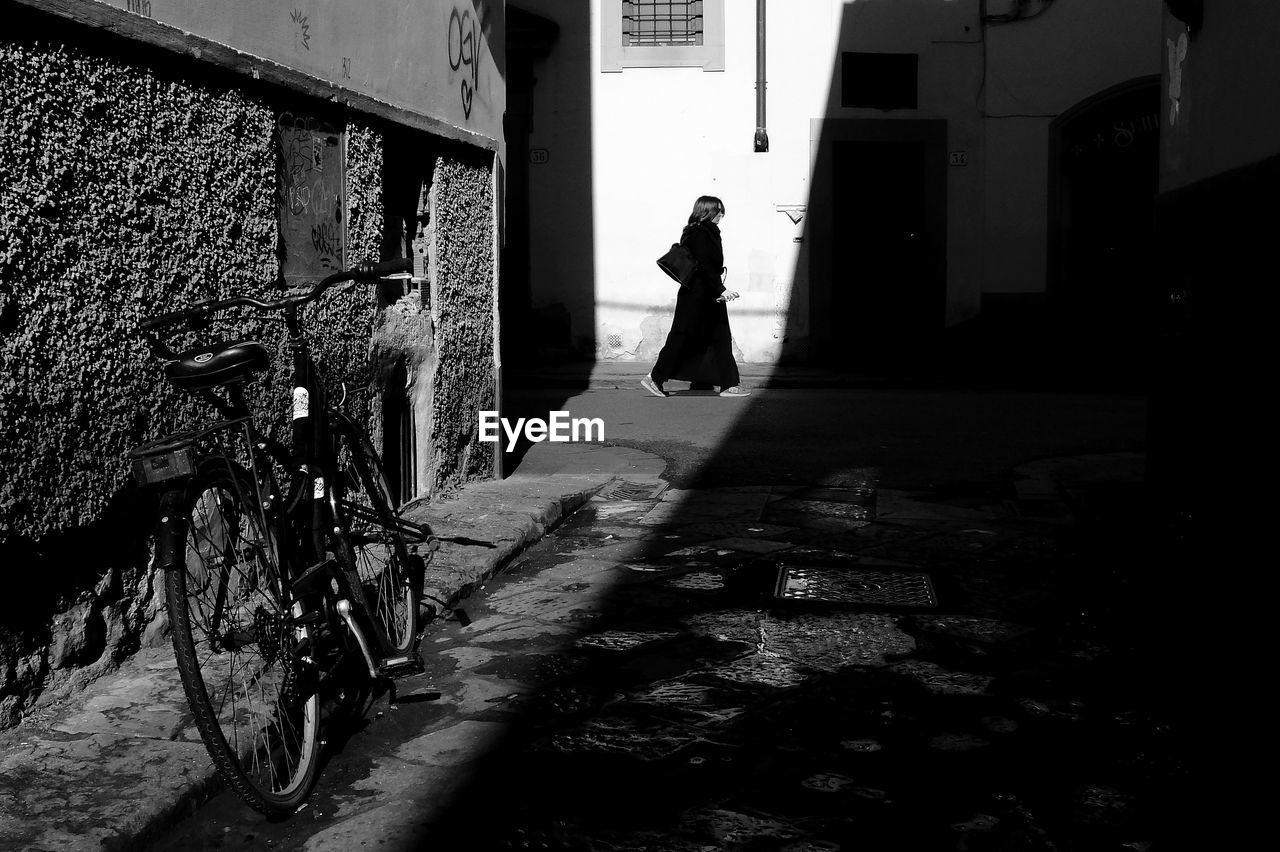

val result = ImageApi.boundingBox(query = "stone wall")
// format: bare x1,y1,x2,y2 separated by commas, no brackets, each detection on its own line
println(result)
1,13,499,731
0,24,387,728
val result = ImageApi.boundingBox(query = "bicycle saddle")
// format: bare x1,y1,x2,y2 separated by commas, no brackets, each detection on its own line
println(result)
165,339,269,389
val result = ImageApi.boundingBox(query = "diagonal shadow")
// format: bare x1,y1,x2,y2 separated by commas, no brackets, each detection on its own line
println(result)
373,3,1200,850
209,4,1195,849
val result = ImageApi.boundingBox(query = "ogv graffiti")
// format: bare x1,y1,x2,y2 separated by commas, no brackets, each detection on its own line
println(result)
447,5,486,120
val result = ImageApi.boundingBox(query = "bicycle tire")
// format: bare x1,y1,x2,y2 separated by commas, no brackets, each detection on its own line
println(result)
164,461,321,816
330,415,420,655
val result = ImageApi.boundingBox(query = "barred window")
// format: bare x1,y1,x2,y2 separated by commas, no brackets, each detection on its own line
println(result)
622,1,704,47
602,0,723,72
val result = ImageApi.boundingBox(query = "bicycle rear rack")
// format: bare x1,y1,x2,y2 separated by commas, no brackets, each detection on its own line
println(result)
127,416,253,487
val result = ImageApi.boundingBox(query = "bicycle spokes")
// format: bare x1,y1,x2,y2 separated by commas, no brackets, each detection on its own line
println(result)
172,477,318,804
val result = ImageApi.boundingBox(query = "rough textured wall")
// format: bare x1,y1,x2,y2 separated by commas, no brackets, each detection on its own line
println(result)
428,153,496,495
0,30,384,728
320,120,383,421
0,42,277,540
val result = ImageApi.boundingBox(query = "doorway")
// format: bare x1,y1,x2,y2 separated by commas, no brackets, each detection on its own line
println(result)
810,120,947,368
1048,78,1160,382
831,140,934,363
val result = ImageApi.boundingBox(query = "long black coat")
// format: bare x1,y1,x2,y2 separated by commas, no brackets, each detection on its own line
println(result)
669,219,727,334
660,219,738,386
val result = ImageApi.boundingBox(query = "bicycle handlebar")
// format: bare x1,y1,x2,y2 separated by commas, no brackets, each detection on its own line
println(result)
138,258,414,334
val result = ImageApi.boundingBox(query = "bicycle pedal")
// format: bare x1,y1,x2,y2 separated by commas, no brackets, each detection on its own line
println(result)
377,655,424,679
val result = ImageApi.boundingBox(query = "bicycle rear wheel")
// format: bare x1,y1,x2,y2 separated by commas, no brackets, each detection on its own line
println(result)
331,416,420,654
164,461,320,816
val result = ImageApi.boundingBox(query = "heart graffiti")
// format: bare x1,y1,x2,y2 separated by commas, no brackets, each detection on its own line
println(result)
459,80,474,119
447,6,481,120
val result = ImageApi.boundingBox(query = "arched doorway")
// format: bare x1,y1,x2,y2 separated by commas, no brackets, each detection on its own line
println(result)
1048,77,1160,384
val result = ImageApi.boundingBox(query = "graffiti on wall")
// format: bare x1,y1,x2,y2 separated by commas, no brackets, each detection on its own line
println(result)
100,0,501,139
291,8,312,52
277,112,344,281
447,4,487,120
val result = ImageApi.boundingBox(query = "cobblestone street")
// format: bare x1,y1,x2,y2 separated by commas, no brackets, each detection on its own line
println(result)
149,455,1196,851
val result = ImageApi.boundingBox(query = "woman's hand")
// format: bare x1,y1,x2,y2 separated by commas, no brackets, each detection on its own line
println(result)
716,290,740,303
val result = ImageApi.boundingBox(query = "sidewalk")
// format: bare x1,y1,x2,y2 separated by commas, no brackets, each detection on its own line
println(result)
0,443,665,852
505,358,1146,392
506,359,913,390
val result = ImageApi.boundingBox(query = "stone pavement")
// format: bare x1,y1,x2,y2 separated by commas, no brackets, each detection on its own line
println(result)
398,451,1180,852
0,442,663,852
0,439,1146,851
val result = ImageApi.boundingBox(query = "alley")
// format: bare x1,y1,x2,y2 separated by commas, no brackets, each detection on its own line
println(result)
145,390,1194,850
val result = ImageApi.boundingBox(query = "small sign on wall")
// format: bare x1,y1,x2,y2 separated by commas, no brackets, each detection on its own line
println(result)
277,112,345,286
529,149,549,164
948,151,969,167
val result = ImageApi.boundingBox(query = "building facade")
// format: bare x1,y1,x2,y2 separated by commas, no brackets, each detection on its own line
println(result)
0,0,505,727
1151,0,1278,526
512,0,1163,374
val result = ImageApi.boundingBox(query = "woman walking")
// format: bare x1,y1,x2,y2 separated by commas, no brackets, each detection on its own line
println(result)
641,195,750,398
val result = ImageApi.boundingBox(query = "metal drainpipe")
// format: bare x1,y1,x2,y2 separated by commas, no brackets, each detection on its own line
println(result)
754,0,769,152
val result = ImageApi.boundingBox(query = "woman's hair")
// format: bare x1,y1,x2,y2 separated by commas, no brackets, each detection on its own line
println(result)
687,195,726,225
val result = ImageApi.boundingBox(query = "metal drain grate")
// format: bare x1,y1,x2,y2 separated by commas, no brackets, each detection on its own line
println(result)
775,566,937,608
597,480,669,501
662,570,726,591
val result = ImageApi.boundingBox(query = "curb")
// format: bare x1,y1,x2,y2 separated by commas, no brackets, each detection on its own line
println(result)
410,484,603,617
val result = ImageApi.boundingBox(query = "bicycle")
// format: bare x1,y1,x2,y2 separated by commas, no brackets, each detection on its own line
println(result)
126,258,437,816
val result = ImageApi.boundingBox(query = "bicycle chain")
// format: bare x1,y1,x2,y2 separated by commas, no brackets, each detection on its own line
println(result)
253,606,314,707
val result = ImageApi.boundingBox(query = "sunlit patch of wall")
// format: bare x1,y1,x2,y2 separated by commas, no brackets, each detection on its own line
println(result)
427,153,497,494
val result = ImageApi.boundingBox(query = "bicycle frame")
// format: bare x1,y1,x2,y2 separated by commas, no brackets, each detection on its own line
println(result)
127,259,422,816
134,260,418,670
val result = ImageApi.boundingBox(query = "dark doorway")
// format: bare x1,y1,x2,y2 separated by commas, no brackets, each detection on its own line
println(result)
378,132,435,503
829,139,938,366
502,7,559,366
1049,78,1160,383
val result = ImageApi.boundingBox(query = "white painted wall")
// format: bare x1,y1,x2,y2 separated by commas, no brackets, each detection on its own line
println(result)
580,0,839,365
522,0,1161,364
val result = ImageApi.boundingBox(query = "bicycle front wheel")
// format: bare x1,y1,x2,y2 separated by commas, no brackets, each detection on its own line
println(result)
164,461,321,816
331,416,420,654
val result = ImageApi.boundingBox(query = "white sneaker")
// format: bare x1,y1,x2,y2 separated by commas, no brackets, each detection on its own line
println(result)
641,375,668,397
718,386,750,397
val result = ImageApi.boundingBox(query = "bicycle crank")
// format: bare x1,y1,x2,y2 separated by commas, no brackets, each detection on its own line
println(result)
335,599,380,680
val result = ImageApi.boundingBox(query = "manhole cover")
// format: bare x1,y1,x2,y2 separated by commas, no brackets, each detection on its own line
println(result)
775,566,937,608
662,570,726,591
597,480,669,501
